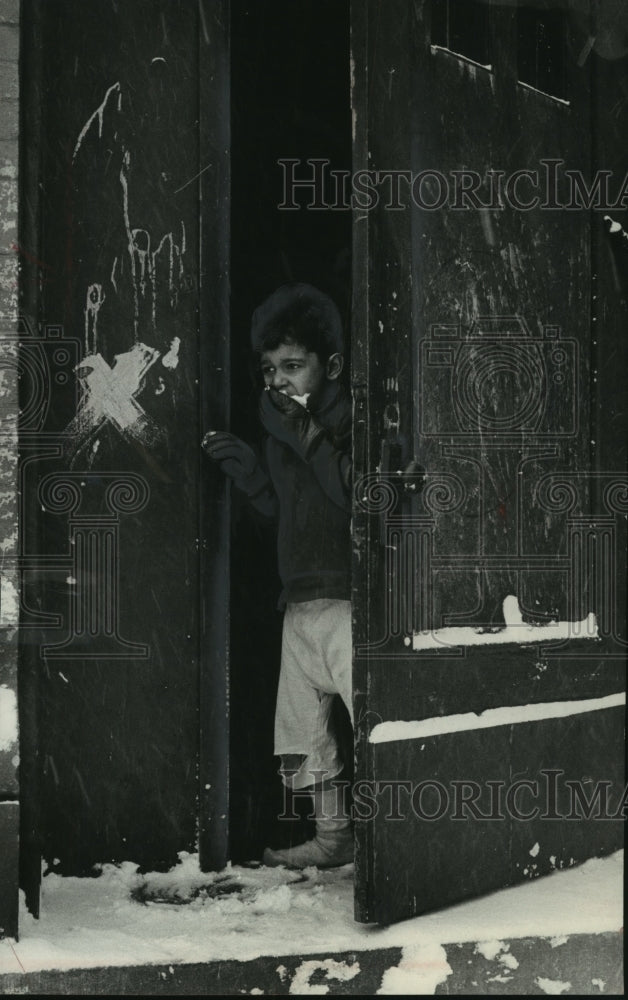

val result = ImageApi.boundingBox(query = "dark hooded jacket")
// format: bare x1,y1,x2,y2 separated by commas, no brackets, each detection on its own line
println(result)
247,384,352,608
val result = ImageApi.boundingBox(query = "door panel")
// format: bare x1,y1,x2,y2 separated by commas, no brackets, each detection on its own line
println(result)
19,0,229,884
352,0,626,924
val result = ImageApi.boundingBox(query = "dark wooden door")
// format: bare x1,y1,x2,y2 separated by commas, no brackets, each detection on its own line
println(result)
18,0,230,909
351,0,626,925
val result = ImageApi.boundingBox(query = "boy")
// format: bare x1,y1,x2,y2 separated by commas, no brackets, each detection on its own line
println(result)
202,283,353,869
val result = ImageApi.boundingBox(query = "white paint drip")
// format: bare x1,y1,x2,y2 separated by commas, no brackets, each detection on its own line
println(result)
530,842,541,858
377,942,452,995
120,151,139,340
132,228,151,297
151,231,185,322
73,82,121,160
369,691,625,744
411,595,598,650
148,232,167,327
84,283,105,355
161,336,181,370
120,153,186,336
0,684,18,751
289,958,360,995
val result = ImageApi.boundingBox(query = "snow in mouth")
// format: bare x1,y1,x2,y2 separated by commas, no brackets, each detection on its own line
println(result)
279,390,310,407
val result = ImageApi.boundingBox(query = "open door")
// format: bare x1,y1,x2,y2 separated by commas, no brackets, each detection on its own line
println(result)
18,0,230,916
351,0,626,924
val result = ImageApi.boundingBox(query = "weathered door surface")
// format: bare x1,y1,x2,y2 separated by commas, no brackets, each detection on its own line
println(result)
352,0,626,924
18,0,229,911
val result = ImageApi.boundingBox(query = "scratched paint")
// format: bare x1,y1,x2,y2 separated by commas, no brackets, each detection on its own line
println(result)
72,81,122,161
0,684,18,751
349,53,357,143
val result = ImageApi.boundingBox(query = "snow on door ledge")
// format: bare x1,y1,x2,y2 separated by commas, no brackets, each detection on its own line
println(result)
409,595,598,651
369,691,625,744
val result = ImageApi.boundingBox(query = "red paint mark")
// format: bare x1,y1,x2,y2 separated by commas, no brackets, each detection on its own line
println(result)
498,501,507,520
10,241,54,272
9,941,26,973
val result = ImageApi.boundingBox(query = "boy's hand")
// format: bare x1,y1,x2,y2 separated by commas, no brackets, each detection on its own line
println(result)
259,387,324,460
202,431,258,484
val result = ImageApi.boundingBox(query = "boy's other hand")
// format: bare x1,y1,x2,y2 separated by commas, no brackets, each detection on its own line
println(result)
259,388,324,460
201,431,258,483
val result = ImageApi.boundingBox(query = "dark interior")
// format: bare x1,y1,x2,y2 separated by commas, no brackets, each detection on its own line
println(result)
229,0,352,862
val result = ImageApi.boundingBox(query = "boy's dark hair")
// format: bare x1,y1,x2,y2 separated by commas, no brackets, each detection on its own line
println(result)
250,283,343,361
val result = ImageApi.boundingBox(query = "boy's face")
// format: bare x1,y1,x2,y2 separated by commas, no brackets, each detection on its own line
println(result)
260,341,331,398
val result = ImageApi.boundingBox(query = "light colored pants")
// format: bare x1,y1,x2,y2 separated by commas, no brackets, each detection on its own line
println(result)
275,598,353,790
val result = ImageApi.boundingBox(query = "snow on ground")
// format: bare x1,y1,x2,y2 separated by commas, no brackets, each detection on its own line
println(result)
0,850,622,977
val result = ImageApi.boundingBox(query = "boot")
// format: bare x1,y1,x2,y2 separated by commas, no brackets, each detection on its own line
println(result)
263,785,353,870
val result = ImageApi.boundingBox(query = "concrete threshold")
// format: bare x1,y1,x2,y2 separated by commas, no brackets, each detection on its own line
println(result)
0,931,623,995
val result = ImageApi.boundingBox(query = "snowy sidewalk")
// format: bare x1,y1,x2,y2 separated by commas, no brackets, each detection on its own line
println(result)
0,850,623,994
